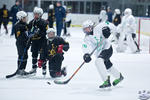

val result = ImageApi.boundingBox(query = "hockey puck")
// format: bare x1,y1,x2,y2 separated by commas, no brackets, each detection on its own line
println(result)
47,82,51,85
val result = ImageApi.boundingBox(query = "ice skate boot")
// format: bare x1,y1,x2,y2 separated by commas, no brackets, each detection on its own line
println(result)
29,68,37,76
112,73,124,86
99,76,111,88
42,69,46,76
61,67,67,77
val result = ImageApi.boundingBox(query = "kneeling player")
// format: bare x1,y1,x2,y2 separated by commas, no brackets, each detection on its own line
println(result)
38,28,69,78
14,11,30,76
82,20,124,88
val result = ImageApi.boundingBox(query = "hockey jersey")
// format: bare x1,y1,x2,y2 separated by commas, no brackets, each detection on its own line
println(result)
82,21,115,57
120,15,136,35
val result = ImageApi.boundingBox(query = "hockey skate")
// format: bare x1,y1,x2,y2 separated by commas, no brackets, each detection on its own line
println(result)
134,49,141,54
42,69,46,76
112,73,124,86
61,67,67,77
66,33,71,37
99,76,111,88
16,69,30,78
29,68,37,76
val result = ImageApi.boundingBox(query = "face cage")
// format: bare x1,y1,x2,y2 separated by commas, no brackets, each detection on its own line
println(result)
47,32,55,38
83,27,93,35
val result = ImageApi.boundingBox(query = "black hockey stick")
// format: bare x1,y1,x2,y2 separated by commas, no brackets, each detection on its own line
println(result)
6,38,31,78
53,39,103,85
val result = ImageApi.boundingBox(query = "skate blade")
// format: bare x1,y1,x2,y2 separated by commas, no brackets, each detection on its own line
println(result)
15,74,31,79
43,75,46,78
99,87,112,91
27,73,36,77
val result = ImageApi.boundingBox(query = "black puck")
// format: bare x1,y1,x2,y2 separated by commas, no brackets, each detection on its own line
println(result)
47,82,51,85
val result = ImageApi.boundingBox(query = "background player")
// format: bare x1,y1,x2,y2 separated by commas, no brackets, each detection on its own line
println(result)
47,4,55,28
116,8,140,53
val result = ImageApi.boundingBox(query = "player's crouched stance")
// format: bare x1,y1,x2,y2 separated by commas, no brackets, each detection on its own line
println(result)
14,11,30,76
82,20,124,88
38,28,69,78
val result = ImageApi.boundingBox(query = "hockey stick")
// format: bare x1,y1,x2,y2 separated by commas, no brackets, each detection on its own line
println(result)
6,38,31,78
53,38,103,85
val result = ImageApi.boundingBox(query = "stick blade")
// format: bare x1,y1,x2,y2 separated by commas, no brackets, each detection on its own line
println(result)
6,72,17,78
54,79,69,85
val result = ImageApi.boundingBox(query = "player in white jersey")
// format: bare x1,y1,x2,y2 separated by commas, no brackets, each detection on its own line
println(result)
116,8,140,53
82,11,124,88
63,8,72,36
99,10,119,44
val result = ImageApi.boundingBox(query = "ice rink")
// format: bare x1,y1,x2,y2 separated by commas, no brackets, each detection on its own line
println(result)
0,25,150,100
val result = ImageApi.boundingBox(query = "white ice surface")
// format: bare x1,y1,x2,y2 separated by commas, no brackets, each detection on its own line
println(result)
0,26,150,100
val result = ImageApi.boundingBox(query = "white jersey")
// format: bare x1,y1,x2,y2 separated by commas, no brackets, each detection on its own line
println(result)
82,21,114,57
120,15,136,35
65,13,72,22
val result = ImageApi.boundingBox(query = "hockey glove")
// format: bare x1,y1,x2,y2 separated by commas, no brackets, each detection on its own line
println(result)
102,26,111,38
57,45,64,53
63,44,69,51
28,33,34,38
38,59,44,68
83,53,91,63
34,28,40,35
116,33,120,39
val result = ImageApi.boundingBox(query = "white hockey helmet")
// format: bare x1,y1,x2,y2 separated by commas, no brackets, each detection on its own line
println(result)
63,5,67,10
33,7,43,16
82,20,94,35
46,28,56,34
124,8,132,16
46,28,56,39
16,11,27,20
99,10,108,22
115,9,121,15
49,4,54,9
82,20,94,29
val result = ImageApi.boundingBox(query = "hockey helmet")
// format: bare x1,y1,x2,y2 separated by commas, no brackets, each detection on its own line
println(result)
115,9,121,15
82,20,94,35
16,11,27,20
124,8,132,16
49,4,54,9
33,7,43,16
99,10,108,22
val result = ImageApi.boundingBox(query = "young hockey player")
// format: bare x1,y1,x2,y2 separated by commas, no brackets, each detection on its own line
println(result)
116,8,140,53
99,10,118,43
82,19,124,88
113,9,121,26
28,7,48,75
112,9,122,42
14,11,29,76
38,28,69,78
47,4,55,28
63,7,72,36
0,4,9,34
